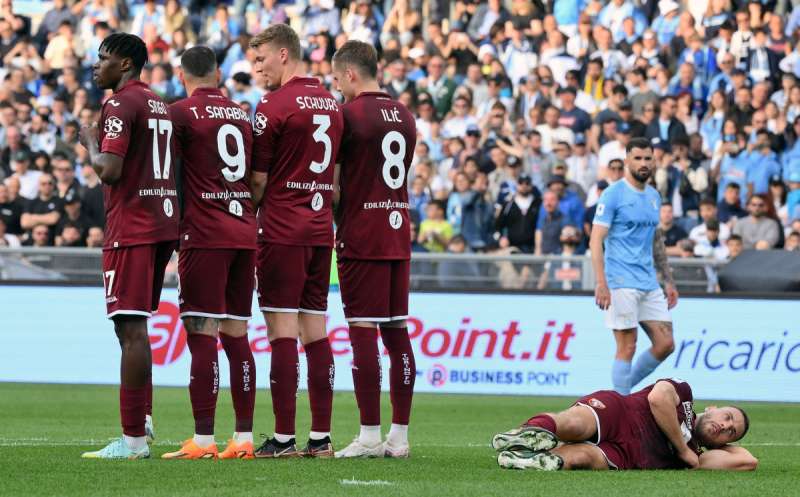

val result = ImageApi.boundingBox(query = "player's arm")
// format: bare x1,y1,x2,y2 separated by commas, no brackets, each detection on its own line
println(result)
589,224,610,309
698,445,758,471
250,102,278,208
250,171,267,207
79,123,124,185
653,228,679,309
647,380,699,469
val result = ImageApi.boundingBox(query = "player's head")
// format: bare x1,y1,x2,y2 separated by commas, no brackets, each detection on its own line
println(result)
94,33,148,89
694,406,750,449
625,137,654,184
179,45,220,90
332,40,378,102
250,24,302,90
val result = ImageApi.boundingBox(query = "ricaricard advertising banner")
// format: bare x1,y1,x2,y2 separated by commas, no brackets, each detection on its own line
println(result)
0,286,798,402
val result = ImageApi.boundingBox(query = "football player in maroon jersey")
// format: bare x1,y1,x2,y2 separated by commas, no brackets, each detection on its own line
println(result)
492,379,757,471
80,33,179,459
330,41,417,458
249,24,343,458
161,46,258,460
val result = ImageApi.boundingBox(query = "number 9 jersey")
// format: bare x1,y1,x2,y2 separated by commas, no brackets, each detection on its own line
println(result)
336,92,416,260
99,80,178,248
252,77,344,247
170,87,257,250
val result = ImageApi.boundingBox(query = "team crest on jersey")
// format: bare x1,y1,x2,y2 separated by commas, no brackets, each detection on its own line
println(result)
253,112,268,136
104,116,123,139
106,99,120,107
588,398,606,409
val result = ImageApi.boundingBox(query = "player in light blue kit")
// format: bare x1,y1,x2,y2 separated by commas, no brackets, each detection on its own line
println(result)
589,137,678,394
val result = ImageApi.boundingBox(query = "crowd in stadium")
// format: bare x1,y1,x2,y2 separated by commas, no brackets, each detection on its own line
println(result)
0,0,799,263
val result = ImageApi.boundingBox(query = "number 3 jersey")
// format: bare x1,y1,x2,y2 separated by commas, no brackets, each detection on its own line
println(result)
170,87,256,250
252,77,344,247
99,80,178,249
336,92,416,260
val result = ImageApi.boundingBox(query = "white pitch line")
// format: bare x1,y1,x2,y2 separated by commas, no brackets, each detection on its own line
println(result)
339,479,394,486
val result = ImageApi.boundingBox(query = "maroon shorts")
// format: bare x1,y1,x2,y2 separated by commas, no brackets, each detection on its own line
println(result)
256,242,331,314
102,241,178,320
574,390,637,470
178,248,256,320
338,258,410,323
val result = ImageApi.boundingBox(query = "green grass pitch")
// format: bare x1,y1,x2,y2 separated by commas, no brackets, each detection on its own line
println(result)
0,383,797,497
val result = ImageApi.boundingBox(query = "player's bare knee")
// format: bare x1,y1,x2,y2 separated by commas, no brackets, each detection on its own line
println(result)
182,316,219,336
651,324,675,359
219,319,247,338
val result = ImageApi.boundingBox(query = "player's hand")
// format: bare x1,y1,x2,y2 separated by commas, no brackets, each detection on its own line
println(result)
78,122,99,149
679,446,700,469
665,283,679,310
595,282,611,310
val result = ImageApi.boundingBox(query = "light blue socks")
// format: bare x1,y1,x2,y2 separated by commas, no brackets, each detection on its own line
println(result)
628,350,662,390
612,359,632,394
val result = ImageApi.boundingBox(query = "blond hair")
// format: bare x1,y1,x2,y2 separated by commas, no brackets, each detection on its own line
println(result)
249,24,302,60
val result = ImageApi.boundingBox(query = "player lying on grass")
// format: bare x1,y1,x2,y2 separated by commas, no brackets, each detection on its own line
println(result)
492,379,758,471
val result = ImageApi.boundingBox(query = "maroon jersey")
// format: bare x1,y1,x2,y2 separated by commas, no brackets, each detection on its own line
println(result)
336,92,416,260
625,379,702,469
170,87,256,250
252,77,343,247
99,80,178,248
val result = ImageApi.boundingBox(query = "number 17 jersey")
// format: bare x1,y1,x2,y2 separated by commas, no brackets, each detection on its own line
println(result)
337,92,416,260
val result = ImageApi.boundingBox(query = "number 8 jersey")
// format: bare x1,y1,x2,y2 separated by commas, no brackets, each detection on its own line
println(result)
336,92,416,260
252,77,344,247
170,87,256,250
99,80,178,249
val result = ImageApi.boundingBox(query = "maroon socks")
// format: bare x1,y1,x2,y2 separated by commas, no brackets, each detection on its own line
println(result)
381,327,416,425
120,386,147,437
304,337,335,434
220,333,256,432
524,414,557,433
349,326,382,426
187,333,219,435
270,337,299,436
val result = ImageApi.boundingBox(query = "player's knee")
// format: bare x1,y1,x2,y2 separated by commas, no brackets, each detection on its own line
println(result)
616,341,637,359
653,335,675,359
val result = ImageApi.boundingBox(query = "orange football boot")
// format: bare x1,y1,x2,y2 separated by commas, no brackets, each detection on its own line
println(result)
161,439,219,459
219,439,255,460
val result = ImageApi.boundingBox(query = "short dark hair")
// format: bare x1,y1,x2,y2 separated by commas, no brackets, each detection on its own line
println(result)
250,24,302,61
727,182,741,190
699,197,716,207
626,137,652,153
732,406,750,440
100,33,148,72
728,234,743,243
332,40,378,79
180,45,217,78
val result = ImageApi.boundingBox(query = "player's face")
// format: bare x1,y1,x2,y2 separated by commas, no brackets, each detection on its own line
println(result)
253,43,283,90
93,48,124,90
626,146,654,183
695,406,747,449
332,64,354,102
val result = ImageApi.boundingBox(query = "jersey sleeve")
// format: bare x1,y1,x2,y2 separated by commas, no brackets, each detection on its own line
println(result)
99,97,136,158
593,187,618,227
252,99,281,174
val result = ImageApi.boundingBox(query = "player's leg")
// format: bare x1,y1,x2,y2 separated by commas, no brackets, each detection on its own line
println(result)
163,248,223,459
629,289,674,389
493,404,597,452
218,249,257,459
83,246,156,459
297,246,335,457
255,243,303,458
380,260,415,458
335,258,387,458
498,443,610,471
607,288,640,394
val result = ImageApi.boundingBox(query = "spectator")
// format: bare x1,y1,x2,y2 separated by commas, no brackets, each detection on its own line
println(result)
459,172,495,251
537,225,584,290
0,182,22,235
726,233,744,259
86,225,104,248
536,105,575,153
437,235,481,288
418,200,453,252
468,0,510,42
693,219,730,260
56,189,91,246
495,173,541,254
2,126,32,180
443,95,478,139
51,152,79,200
690,197,731,242
417,55,457,120
716,132,751,206
0,216,19,247
44,20,84,70
645,95,688,143
733,194,781,249
746,136,781,199
717,182,748,224
785,231,800,251
23,223,51,248
565,134,598,195
535,190,571,255
546,174,584,227
659,203,689,255
21,173,62,245
9,150,41,201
